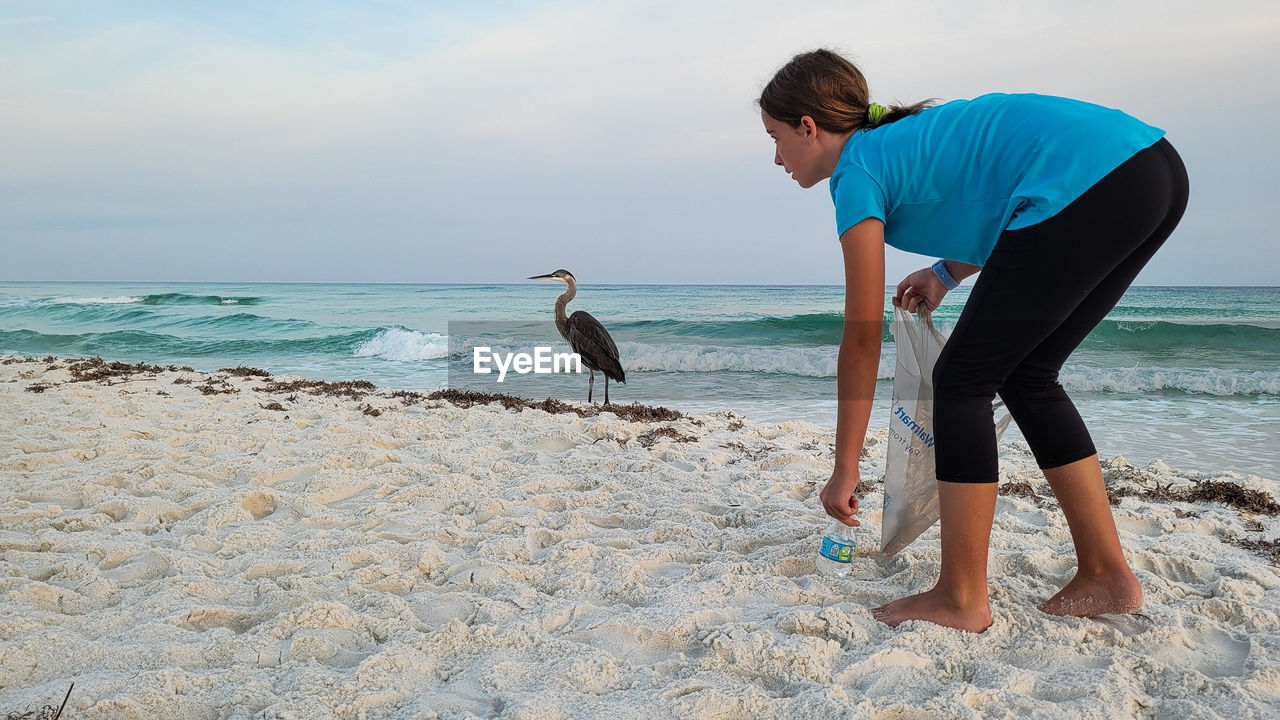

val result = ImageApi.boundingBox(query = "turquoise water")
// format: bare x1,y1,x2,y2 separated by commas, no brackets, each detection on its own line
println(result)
2,282,1277,479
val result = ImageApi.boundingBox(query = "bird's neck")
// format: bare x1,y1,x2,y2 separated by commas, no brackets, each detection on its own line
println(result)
554,281,576,338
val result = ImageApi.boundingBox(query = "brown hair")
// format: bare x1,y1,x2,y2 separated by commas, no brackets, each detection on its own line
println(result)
758,49,935,132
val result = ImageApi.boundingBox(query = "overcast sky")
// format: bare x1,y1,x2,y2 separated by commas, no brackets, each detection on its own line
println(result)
2,0,1277,285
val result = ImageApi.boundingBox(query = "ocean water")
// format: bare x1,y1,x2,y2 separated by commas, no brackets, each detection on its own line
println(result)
2,281,1277,479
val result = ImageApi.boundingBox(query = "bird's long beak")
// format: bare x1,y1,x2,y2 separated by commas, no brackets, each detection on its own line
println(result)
528,273,557,281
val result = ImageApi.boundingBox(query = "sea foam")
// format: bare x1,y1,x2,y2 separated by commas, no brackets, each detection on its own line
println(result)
51,296,143,305
354,328,449,361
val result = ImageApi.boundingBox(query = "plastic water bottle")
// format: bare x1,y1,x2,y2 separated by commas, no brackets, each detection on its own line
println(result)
817,520,857,576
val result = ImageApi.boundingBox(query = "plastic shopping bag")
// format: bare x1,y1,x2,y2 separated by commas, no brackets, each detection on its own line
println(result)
881,305,1012,556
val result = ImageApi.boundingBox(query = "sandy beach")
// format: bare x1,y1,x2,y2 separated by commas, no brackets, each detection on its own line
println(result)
1,354,1277,719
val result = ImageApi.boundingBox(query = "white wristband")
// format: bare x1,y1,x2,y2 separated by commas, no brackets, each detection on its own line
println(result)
932,259,959,290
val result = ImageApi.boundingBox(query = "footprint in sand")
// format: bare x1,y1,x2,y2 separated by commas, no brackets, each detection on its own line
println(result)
1114,514,1167,537
271,601,380,668
250,464,318,487
636,558,692,582
244,560,310,581
309,476,373,506
100,550,171,587
529,494,567,512
525,527,563,558
180,607,259,634
410,595,476,628
1135,624,1251,678
1091,612,1156,636
574,612,708,665
533,434,576,452
282,628,375,668
1132,554,1216,593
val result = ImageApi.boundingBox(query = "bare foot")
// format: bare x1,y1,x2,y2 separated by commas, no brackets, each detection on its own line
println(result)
1039,570,1143,617
871,587,993,633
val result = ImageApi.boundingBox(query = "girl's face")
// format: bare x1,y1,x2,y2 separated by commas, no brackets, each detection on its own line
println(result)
762,110,823,188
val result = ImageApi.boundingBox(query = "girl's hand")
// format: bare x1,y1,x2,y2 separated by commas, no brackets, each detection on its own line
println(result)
821,465,861,526
892,266,948,314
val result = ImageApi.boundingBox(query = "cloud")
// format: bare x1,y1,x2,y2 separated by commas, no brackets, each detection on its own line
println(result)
1,0,1277,283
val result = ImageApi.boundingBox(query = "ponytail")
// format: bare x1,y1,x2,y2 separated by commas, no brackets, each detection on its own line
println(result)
759,49,935,132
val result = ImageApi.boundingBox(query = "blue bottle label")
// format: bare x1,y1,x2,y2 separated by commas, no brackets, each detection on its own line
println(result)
820,536,854,563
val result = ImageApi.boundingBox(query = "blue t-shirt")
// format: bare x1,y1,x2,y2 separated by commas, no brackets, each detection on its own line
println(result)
829,93,1165,265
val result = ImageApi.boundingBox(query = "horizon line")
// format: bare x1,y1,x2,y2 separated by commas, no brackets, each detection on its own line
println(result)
4,280,1278,289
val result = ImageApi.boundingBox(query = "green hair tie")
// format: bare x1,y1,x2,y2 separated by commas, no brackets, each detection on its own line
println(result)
867,102,887,124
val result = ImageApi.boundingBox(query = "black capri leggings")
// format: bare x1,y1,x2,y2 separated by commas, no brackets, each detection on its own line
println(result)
932,137,1189,483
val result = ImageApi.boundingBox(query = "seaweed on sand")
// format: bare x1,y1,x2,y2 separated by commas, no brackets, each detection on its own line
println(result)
426,388,686,423
258,378,376,401
195,376,239,395
1107,478,1280,516
66,357,193,383
389,390,426,405
1228,537,1280,566
999,481,1047,507
220,366,272,378
637,426,697,447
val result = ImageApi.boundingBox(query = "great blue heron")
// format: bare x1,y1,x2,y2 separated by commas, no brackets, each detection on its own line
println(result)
528,269,625,404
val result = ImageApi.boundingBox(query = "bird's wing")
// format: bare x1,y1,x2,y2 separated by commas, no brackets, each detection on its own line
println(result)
566,310,625,382
568,311,619,357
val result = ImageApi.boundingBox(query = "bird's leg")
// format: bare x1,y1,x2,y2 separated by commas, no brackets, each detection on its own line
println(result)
588,369,595,404
604,377,610,405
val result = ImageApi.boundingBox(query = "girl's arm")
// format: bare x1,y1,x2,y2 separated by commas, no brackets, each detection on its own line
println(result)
834,218,886,474
822,218,884,525
944,259,982,282
894,258,978,313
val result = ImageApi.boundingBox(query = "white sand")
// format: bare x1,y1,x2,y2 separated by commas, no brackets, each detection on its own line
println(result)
1,356,1277,719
